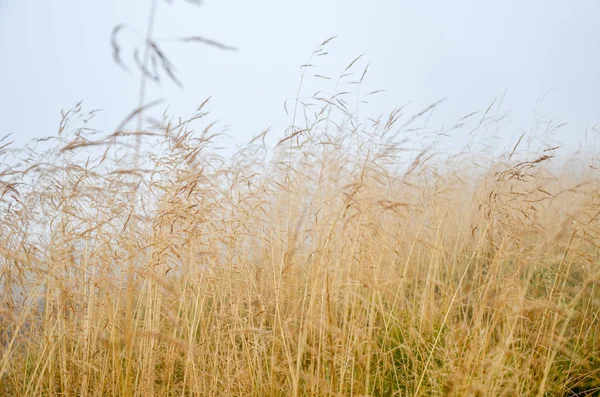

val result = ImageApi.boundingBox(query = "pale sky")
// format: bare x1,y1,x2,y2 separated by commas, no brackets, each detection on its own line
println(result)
1,0,599,153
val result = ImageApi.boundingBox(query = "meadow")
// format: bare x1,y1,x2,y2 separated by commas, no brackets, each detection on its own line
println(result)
1,40,599,396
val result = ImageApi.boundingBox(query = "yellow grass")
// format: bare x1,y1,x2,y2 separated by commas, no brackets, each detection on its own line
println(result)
1,65,599,396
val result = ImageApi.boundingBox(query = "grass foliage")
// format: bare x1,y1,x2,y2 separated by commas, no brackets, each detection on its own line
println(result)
1,42,599,397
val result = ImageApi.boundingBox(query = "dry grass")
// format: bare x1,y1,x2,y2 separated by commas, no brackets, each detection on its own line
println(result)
1,56,599,397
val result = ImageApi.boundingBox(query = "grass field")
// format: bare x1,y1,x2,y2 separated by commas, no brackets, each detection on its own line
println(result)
1,58,599,395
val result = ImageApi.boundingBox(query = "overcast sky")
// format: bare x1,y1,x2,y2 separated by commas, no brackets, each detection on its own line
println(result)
1,0,599,153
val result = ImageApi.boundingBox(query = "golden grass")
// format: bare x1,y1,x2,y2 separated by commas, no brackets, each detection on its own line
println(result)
1,68,599,396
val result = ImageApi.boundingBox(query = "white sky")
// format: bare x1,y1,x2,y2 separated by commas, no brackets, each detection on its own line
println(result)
1,0,599,153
